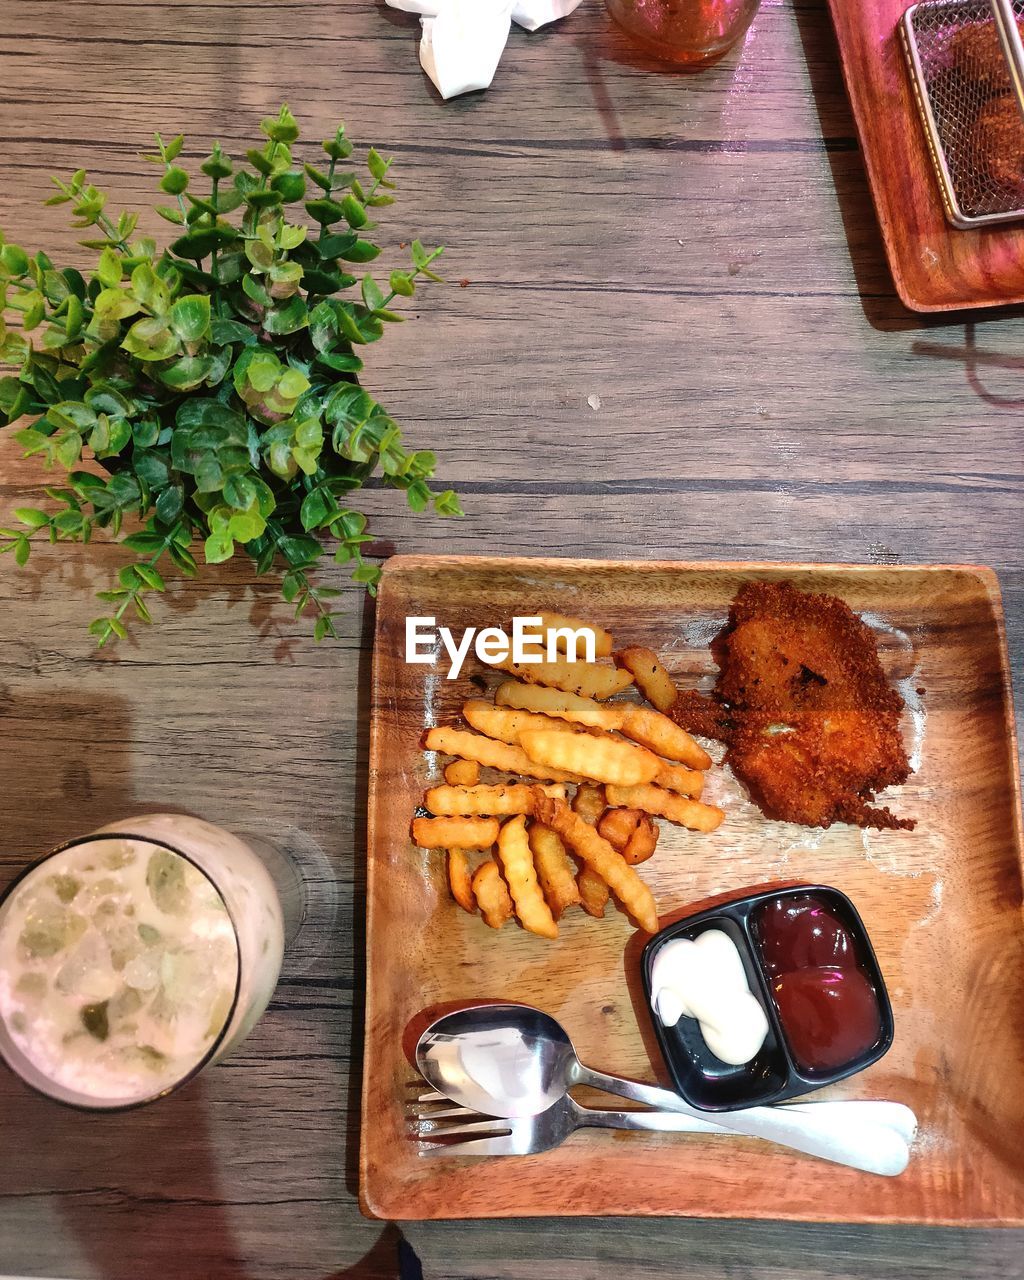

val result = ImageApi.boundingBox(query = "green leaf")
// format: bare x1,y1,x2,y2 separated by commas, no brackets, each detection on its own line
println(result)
14,537,30,567
315,351,363,374
304,163,333,193
134,563,166,591
323,133,354,162
223,474,256,510
96,247,123,287
361,275,385,311
305,197,346,226
210,317,256,346
367,148,390,182
129,264,171,314
160,166,189,196
338,238,381,264
133,450,170,489
341,195,368,229
121,317,180,362
201,143,233,180
14,508,49,529
155,485,184,524
0,244,30,275
204,530,234,564
263,295,308,335
262,104,300,144
169,293,211,342
170,224,236,260
390,271,415,298
156,355,214,390
316,231,358,258
271,170,306,202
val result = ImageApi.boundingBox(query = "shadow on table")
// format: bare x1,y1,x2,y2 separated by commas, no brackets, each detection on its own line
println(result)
0,689,134,865
0,1075,249,1279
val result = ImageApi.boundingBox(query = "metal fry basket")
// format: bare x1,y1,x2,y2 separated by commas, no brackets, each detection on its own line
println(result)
901,0,1024,227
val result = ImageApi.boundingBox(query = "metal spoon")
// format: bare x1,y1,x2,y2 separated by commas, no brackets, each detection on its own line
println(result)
415,1003,916,1171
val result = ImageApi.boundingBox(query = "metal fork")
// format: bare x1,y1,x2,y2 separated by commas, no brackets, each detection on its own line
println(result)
411,1093,912,1175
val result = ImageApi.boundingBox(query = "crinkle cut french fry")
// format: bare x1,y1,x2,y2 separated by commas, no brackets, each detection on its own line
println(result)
445,758,480,786
614,646,678,713
462,699,576,747
577,866,610,918
487,652,633,701
411,815,500,850
572,782,606,825
537,611,614,658
618,704,712,771
654,762,704,799
472,859,513,929
529,822,581,920
496,815,557,939
423,726,580,783
447,848,476,912
604,784,725,832
520,728,661,788
533,794,658,934
494,679,619,729
425,783,565,816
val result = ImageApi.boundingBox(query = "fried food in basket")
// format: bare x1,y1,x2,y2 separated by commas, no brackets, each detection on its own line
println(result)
529,822,581,919
444,758,480,786
520,729,662,787
614,646,678,712
424,726,580,783
412,816,500,850
472,860,514,929
425,782,567,816
605,784,725,832
973,92,1024,191
949,19,1019,94
496,815,558,939
447,849,476,913
533,794,659,933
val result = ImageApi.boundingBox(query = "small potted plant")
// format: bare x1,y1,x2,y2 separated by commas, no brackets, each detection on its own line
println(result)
0,105,460,644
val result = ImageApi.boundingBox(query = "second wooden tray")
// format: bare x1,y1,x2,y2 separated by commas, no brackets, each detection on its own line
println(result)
827,0,1024,310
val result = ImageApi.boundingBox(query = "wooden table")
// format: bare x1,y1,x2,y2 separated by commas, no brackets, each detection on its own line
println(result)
0,0,1022,1276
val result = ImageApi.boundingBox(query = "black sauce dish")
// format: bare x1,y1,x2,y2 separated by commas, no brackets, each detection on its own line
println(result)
640,884,894,1112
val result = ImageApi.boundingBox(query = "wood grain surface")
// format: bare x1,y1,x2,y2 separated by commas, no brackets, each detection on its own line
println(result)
826,0,1024,311
0,0,1022,1277
362,556,1024,1223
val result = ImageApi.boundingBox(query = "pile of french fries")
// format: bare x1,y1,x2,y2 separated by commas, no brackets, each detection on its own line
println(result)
410,613,725,939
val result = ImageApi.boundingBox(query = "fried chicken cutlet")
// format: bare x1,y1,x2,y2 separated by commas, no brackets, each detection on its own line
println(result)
670,581,914,831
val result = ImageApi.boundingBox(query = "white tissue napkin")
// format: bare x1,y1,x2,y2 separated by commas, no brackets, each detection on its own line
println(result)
386,0,585,99
511,0,585,33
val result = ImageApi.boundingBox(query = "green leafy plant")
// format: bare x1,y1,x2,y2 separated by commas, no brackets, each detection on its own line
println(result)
0,105,460,644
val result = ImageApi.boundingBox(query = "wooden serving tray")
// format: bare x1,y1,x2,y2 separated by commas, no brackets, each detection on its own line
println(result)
826,0,1024,310
360,557,1024,1223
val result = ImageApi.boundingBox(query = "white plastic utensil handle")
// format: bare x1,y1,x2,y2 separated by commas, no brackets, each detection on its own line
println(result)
577,1107,909,1176
576,1066,914,1171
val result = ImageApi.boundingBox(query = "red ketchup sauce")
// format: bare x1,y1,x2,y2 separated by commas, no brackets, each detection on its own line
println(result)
755,895,882,1073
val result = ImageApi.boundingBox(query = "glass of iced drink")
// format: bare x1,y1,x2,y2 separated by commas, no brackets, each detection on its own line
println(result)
0,814,285,1109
